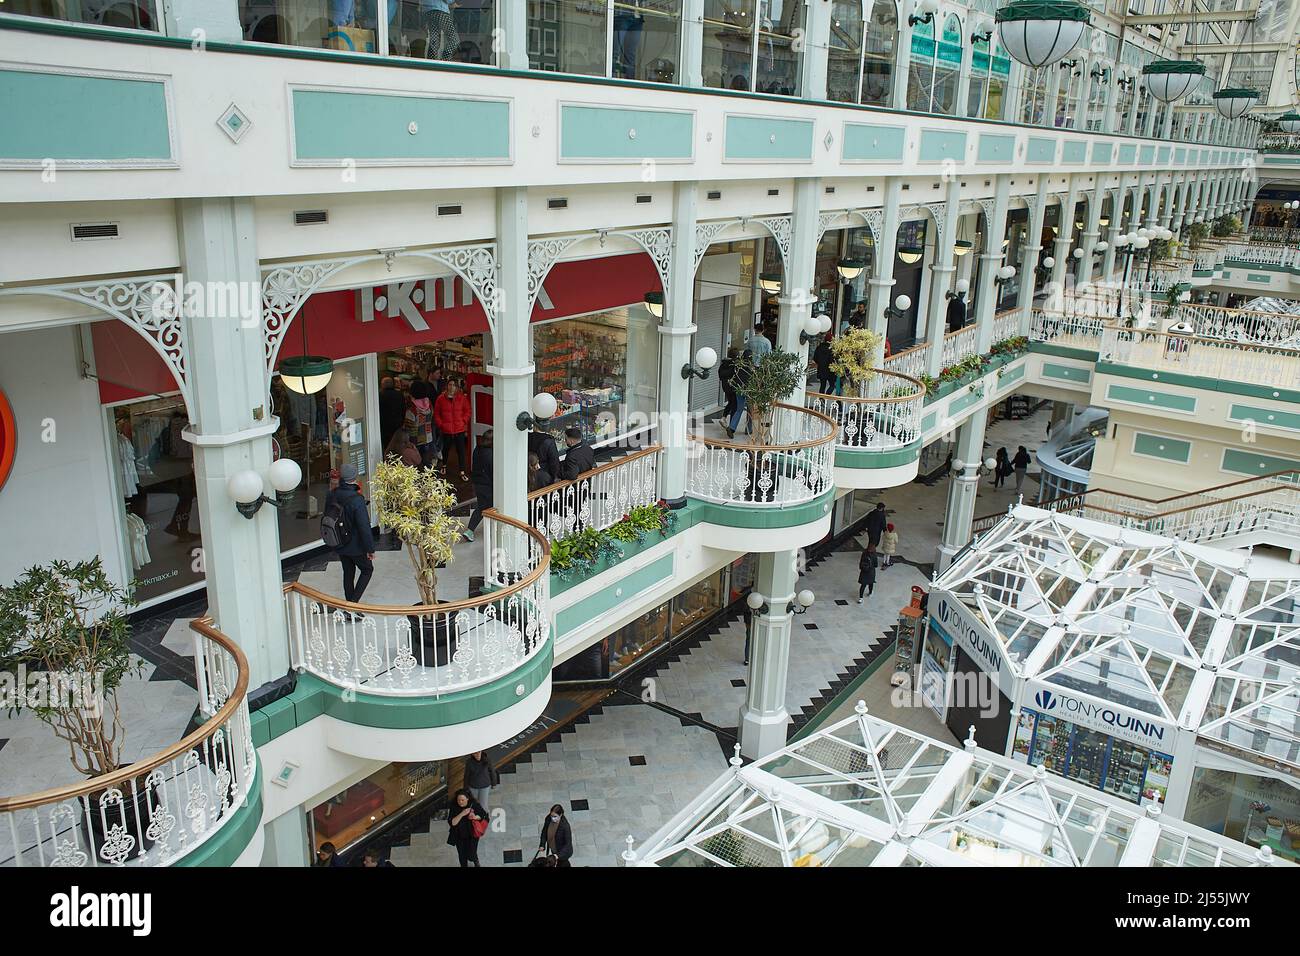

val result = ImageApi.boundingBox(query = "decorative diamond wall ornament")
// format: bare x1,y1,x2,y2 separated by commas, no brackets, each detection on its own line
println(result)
824,130,835,151
217,103,251,144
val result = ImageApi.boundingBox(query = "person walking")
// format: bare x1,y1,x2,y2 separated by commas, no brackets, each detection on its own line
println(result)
405,380,436,466
718,347,740,421
813,335,836,395
536,804,573,867
559,426,595,481
994,447,1010,488
1012,445,1032,493
879,523,898,569
865,501,888,550
324,464,375,608
725,352,753,439
446,789,487,867
857,545,878,604
747,320,773,360
378,376,406,452
434,379,472,481
463,428,493,542
464,751,500,812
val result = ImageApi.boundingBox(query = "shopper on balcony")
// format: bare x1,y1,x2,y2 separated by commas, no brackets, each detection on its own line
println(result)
718,347,741,421
528,428,562,486
748,319,773,360
435,379,472,482
725,353,754,439
379,376,405,452
326,464,376,608
559,426,595,481
528,452,553,492
537,804,574,867
464,428,493,542
813,335,836,395
446,789,488,868
1013,446,1032,494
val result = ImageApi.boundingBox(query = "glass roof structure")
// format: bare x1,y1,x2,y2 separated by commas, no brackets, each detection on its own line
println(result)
632,705,1292,868
939,507,1300,774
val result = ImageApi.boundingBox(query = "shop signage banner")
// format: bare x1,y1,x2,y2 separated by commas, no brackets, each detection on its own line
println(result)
1021,679,1175,751
930,592,1015,696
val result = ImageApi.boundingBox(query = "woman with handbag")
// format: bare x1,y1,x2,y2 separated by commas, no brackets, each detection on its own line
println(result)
535,804,573,867
446,789,488,867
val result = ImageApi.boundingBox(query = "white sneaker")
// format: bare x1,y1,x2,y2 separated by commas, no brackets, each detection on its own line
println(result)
857,597,864,604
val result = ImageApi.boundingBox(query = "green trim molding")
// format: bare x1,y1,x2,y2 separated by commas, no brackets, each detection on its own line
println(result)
995,1,1091,24
834,440,922,469
173,762,263,867
555,552,675,637
1041,362,1092,384
694,489,833,530
1029,341,1098,361
1098,361,1300,406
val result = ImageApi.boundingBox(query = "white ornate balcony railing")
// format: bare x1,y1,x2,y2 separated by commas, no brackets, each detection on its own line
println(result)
941,324,979,368
1248,226,1292,245
881,341,929,381
0,620,256,867
284,511,550,697
1192,247,1219,273
990,308,1020,345
973,472,1300,545
527,444,660,544
686,402,836,507
1178,303,1300,349
1030,308,1106,350
1221,243,1300,270
805,369,925,453
1099,324,1300,390
1259,134,1300,153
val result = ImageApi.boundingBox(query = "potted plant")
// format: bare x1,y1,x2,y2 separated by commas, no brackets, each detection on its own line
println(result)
829,327,883,395
735,348,804,446
1186,221,1210,252
0,558,147,859
370,460,462,664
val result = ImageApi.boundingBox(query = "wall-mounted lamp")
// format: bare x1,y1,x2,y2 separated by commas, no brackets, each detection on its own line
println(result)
994,265,1017,285
970,15,993,43
516,392,558,431
908,0,938,27
1090,66,1107,83
945,278,970,301
681,346,719,381
1042,256,1056,269
227,459,302,519
746,589,816,616
799,313,833,345
1094,240,1109,254
883,294,912,321
1072,247,1085,260
644,291,664,318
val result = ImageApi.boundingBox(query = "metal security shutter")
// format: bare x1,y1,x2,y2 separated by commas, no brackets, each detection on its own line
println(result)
690,297,727,414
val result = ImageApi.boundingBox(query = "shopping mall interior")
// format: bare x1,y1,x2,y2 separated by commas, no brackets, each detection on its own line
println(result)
0,0,1298,878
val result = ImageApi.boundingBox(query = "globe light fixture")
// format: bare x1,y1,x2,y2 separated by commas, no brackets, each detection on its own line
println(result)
1212,88,1259,119
682,346,719,380
227,459,302,519
516,391,559,431
837,259,865,281
995,0,1091,69
1142,59,1205,103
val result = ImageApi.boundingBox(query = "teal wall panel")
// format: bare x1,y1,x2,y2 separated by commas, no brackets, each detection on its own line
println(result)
979,133,1017,163
842,122,906,162
1118,144,1137,165
724,114,814,161
1133,432,1191,463
1106,383,1197,413
559,104,692,161
1139,145,1155,165
1092,141,1113,165
1175,147,1186,164
1063,140,1088,164
0,68,172,163
291,88,510,162
1221,448,1300,478
1042,362,1091,384
1157,146,1170,164
1228,404,1300,432
919,128,967,163
555,553,675,636
1026,137,1056,163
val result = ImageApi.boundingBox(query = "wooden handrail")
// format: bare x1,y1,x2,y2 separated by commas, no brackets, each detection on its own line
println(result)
526,443,661,501
0,618,250,813
282,509,549,615
688,402,837,453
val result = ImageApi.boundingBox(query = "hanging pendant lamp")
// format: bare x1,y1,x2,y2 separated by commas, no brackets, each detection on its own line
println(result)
1142,59,1205,102
994,1,1090,70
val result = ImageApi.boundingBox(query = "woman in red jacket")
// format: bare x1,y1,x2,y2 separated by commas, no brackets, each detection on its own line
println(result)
434,379,472,482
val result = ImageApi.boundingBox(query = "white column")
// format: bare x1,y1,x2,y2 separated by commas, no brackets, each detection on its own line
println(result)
1018,177,1050,335
657,182,698,505
680,0,704,87
1103,70,1120,133
497,0,530,70
491,188,531,527
1043,66,1062,127
259,810,310,867
801,0,831,102
925,177,961,377
778,178,822,406
974,174,1010,353
893,11,914,109
739,549,799,759
868,178,903,367
936,412,988,570
1080,173,1106,279
177,197,290,690
1050,176,1080,289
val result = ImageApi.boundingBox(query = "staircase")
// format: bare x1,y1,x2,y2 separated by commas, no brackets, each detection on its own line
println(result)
972,471,1300,552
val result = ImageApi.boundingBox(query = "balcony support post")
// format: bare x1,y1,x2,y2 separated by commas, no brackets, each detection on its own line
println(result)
657,182,697,504
936,411,988,572
1018,176,1049,338
1050,175,1080,291
778,177,821,406
867,178,903,367
491,187,532,535
924,176,961,378
973,174,1009,354
739,549,799,760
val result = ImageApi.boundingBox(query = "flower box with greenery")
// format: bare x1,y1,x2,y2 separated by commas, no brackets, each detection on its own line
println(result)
1186,221,1210,252
550,502,678,580
1211,215,1242,239
370,459,464,660
0,558,149,856
735,348,805,445
828,327,883,395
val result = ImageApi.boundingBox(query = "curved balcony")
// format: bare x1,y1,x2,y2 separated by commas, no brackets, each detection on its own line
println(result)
805,370,925,489
282,512,552,761
0,620,262,867
686,402,837,551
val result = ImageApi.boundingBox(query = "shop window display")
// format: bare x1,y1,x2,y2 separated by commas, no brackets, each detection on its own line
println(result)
671,572,726,637
1185,768,1300,861
532,310,631,447
7,0,157,28
310,760,448,858
111,396,201,604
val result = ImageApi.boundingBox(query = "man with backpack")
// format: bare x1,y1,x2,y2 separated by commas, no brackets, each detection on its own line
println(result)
322,463,375,607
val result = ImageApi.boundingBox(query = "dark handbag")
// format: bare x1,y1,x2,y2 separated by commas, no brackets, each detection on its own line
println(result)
529,849,555,868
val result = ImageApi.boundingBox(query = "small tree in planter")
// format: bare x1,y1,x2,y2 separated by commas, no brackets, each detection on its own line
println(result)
1186,221,1210,252
829,327,883,395
736,348,805,446
1211,215,1241,238
370,460,460,606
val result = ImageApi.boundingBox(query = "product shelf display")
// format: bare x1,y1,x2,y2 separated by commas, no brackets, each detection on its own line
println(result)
533,313,629,446
929,503,1300,830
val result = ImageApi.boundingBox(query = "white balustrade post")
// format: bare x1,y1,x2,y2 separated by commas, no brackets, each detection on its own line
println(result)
868,178,903,367
658,182,697,506
925,176,962,377
1018,176,1050,337
739,549,799,759
936,411,989,571
778,178,822,407
974,174,1010,354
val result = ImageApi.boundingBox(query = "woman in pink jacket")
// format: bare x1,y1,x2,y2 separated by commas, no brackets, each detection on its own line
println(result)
434,380,472,481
